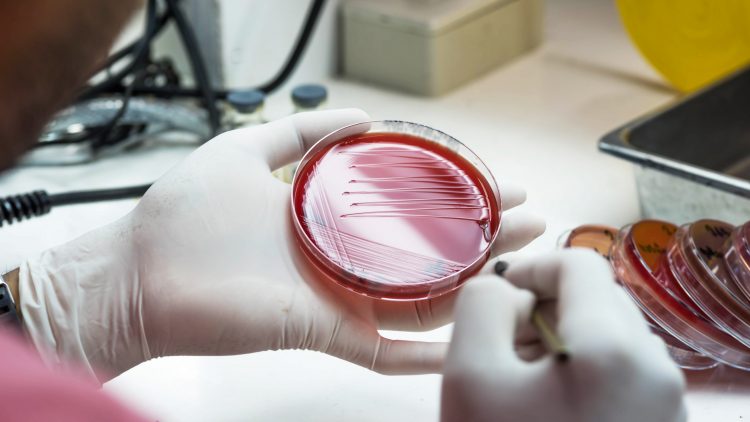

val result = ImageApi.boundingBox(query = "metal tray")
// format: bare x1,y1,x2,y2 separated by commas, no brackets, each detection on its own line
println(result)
599,66,750,225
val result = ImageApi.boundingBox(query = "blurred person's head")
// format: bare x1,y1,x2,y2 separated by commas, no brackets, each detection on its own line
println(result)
0,1,142,172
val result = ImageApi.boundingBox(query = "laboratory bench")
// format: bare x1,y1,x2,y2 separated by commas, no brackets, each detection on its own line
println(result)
0,0,747,420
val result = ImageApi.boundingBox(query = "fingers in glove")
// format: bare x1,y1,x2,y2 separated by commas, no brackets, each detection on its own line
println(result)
325,319,448,375
503,249,655,359
489,211,546,258
225,108,371,170
498,182,527,211
369,338,448,375
445,275,535,376
373,291,458,332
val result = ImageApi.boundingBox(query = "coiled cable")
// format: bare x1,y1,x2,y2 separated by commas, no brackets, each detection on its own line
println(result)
0,184,150,228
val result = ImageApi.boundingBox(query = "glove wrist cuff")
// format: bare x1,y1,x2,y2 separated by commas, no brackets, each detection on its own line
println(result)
19,219,149,382
0,272,21,330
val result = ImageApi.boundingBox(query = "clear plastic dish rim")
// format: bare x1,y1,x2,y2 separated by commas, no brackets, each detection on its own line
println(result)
561,223,717,370
289,120,502,301
614,222,750,370
669,221,750,349
724,223,750,303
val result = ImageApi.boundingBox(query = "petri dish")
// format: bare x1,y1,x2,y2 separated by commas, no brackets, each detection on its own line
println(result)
563,223,717,370
669,220,750,348
646,319,717,371
291,120,501,300
613,220,750,370
725,221,750,303
562,224,618,260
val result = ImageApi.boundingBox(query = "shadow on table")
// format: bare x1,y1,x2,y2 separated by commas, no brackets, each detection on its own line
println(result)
544,52,676,95
250,393,435,422
686,365,750,393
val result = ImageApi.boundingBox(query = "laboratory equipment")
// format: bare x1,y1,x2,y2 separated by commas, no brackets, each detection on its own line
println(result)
292,120,501,300
341,0,543,96
563,224,718,370
25,96,210,166
600,66,750,225
4,0,328,225
292,84,328,112
563,217,750,371
612,220,750,371
223,89,267,130
725,221,750,302
666,220,750,349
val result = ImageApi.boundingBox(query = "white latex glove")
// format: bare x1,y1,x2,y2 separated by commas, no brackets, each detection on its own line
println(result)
19,109,544,382
441,249,687,422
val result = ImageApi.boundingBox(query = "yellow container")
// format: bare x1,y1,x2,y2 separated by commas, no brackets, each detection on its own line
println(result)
617,0,750,92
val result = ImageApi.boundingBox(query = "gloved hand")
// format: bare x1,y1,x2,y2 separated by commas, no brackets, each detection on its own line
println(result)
441,249,687,422
18,109,544,382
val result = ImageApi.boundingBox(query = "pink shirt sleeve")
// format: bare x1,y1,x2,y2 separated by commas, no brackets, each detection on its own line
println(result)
0,327,149,422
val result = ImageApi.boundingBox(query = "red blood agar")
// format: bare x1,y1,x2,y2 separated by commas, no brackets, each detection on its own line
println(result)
292,128,501,300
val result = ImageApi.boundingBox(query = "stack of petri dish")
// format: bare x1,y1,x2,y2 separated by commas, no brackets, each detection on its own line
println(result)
291,120,502,301
564,219,750,371
725,222,750,302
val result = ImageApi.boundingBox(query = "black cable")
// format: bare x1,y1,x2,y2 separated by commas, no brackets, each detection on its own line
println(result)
0,191,51,228
128,85,230,99
90,1,158,148
3,0,328,229
0,185,152,227
90,70,141,148
258,0,326,94
164,0,220,136
49,184,151,206
96,11,171,75
97,0,327,99
78,0,160,101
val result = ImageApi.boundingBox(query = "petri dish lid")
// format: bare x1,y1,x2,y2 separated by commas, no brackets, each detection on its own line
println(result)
680,221,750,309
672,220,750,348
562,224,618,260
725,222,750,302
614,220,750,370
563,223,716,370
292,121,501,300
647,319,718,370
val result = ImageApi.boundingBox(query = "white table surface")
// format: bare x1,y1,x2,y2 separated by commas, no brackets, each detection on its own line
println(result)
1,0,748,420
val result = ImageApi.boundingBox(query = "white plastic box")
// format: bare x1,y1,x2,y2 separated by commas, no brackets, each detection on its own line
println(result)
341,0,543,96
